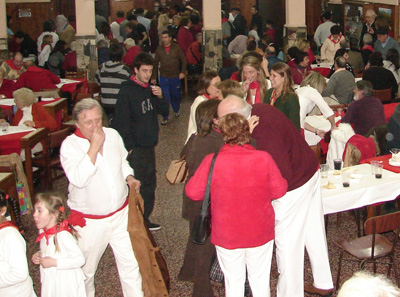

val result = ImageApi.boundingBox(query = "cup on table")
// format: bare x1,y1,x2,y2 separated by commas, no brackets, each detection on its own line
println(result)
370,160,380,174
375,164,383,179
1,122,10,133
320,164,329,178
334,159,342,171
391,148,400,162
341,170,350,187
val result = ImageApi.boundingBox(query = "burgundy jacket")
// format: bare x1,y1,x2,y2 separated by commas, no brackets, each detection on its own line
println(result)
0,79,16,98
15,66,60,92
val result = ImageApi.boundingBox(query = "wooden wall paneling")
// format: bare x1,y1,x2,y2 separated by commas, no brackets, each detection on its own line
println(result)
259,0,285,49
57,0,75,22
7,1,56,41
109,0,134,22
306,0,322,36
229,0,256,31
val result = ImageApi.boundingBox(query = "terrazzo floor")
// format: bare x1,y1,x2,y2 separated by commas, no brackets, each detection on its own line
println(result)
21,89,400,297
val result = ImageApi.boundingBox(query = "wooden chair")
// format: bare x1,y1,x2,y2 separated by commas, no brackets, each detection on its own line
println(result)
65,70,87,79
31,127,71,189
35,89,61,98
336,211,400,288
184,71,201,94
373,88,392,104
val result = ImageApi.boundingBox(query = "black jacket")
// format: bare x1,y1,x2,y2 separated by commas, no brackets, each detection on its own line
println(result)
112,79,168,149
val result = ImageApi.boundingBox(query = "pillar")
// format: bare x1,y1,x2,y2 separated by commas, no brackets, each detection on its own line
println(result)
75,0,97,81
0,0,8,62
283,0,307,57
202,0,222,71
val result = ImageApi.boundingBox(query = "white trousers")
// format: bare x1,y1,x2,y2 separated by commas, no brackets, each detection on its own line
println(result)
273,170,333,297
75,206,143,297
216,240,274,297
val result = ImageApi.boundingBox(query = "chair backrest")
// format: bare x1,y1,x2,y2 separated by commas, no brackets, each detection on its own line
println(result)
49,127,71,149
343,134,377,167
365,124,388,156
364,211,400,235
65,71,87,79
34,89,61,98
373,88,392,103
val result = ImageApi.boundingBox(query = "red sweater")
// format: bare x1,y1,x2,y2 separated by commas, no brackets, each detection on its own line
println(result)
12,103,57,132
14,66,60,92
186,41,202,65
186,144,287,249
177,26,194,54
0,79,16,98
122,46,142,66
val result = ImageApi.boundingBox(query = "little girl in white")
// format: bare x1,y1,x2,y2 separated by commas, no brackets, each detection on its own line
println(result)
32,192,86,297
0,190,36,297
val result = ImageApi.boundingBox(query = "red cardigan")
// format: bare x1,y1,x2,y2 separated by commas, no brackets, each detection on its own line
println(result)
122,46,142,67
0,79,16,98
12,103,57,132
177,26,194,54
14,66,60,92
186,144,287,249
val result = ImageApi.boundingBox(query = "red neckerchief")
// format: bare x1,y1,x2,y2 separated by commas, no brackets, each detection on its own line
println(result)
270,89,280,106
116,17,125,25
328,34,343,45
41,43,53,51
362,45,374,52
5,59,23,71
36,220,72,245
130,75,149,88
164,45,171,54
0,221,18,231
203,93,212,100
74,128,90,142
221,17,228,24
247,81,261,104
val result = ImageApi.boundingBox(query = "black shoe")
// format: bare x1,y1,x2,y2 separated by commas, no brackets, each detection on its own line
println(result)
160,119,168,125
148,222,161,231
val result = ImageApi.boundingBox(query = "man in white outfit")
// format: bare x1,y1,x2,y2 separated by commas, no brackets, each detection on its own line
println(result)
218,97,334,297
60,99,143,297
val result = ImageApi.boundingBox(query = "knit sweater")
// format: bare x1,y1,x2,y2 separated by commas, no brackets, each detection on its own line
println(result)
94,61,132,106
374,37,400,59
322,69,355,104
153,42,187,79
112,78,169,149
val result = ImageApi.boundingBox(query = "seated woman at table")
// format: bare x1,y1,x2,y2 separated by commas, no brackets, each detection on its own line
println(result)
327,48,355,78
297,39,316,65
11,88,57,132
296,71,335,137
263,62,301,131
0,67,16,99
290,51,312,85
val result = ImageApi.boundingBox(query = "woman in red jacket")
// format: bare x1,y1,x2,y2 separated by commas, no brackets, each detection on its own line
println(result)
12,87,57,132
0,67,15,98
186,112,287,297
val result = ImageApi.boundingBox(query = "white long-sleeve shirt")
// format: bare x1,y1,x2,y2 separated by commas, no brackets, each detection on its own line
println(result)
0,226,36,297
186,95,207,143
60,127,134,215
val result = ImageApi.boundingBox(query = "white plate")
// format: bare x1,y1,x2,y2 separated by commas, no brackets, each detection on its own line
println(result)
40,98,55,102
389,158,400,167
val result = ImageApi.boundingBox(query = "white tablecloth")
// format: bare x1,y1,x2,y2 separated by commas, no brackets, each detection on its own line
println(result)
322,164,400,214
56,79,81,89
0,126,35,136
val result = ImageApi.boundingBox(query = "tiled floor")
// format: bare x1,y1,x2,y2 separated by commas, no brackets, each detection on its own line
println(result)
23,92,400,297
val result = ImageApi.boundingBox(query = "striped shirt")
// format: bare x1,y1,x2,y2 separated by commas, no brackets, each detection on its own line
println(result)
95,61,132,106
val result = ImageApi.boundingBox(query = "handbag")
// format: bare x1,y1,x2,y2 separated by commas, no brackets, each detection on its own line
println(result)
165,156,188,184
191,153,218,245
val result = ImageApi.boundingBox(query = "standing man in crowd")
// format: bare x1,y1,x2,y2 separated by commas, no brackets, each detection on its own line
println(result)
250,5,263,37
113,53,168,231
314,11,335,49
152,30,186,125
61,99,143,297
374,27,400,59
217,96,334,297
230,7,247,39
360,9,377,47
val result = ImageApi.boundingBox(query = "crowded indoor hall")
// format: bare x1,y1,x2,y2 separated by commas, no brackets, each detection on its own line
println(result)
1,0,400,296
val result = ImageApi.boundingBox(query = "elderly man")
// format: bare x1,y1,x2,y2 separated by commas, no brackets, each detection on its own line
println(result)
360,9,377,47
374,27,400,59
322,56,355,104
0,52,25,80
14,61,60,92
230,7,247,39
123,38,142,66
60,99,143,297
218,95,334,297
342,80,386,135
228,34,255,55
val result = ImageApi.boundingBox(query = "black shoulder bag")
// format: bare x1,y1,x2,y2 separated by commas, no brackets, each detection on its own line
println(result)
191,153,218,245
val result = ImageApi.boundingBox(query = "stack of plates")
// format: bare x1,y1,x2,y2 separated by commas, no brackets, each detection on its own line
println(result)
389,158,400,167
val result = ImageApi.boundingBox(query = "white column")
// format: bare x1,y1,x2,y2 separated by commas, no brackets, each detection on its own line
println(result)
202,0,222,71
285,0,306,27
0,0,7,50
75,0,96,37
203,0,221,30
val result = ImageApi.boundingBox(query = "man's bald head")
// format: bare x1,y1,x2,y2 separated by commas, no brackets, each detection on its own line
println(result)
13,52,23,68
218,95,252,119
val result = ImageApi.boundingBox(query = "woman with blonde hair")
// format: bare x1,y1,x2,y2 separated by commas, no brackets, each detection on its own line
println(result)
297,39,316,64
263,62,301,130
157,14,170,40
296,71,335,138
240,54,269,104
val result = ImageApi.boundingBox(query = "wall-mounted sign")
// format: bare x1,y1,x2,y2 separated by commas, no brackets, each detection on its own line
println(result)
18,9,32,18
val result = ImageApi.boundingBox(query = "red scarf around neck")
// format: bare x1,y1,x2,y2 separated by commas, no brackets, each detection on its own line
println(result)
270,89,280,106
203,93,212,100
74,128,90,142
328,34,343,45
130,75,149,88
5,59,23,71
0,221,18,231
36,220,72,245
246,81,261,105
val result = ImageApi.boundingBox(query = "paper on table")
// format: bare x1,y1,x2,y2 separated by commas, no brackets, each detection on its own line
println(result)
40,98,55,102
0,126,35,136
56,79,80,88
0,99,16,106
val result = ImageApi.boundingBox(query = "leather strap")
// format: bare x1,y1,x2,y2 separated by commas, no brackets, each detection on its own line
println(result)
199,153,218,216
